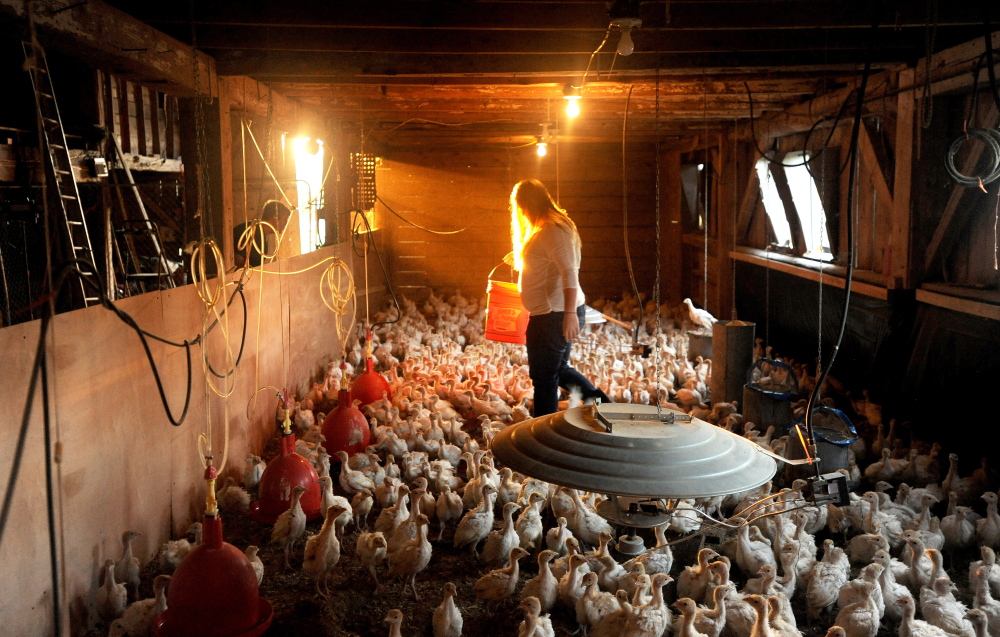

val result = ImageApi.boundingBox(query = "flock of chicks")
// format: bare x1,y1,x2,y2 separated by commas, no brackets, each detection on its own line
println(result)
94,290,998,637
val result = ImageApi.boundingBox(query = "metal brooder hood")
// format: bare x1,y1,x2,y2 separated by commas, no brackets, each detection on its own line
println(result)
491,403,777,498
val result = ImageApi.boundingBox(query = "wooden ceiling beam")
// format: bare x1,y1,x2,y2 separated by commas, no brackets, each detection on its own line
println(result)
0,0,214,96
149,23,973,55
211,49,904,78
285,97,794,115
255,70,855,86
271,79,827,99
114,0,983,31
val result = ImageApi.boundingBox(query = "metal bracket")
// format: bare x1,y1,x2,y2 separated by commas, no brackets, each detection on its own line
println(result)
809,472,851,507
593,404,692,433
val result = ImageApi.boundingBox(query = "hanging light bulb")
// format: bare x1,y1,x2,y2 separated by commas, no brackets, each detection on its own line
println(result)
563,83,582,118
537,122,551,157
610,17,641,57
617,28,635,56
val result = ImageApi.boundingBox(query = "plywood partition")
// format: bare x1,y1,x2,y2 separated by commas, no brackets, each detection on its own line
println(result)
0,245,350,636
376,142,658,303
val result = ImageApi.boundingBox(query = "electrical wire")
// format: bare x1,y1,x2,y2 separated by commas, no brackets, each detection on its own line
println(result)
745,81,854,170
579,26,614,86
351,209,402,329
985,8,1000,113
803,7,881,480
620,85,644,342
375,194,492,235
375,117,520,134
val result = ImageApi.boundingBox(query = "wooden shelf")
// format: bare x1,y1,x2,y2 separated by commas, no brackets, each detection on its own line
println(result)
916,285,1000,321
730,246,894,300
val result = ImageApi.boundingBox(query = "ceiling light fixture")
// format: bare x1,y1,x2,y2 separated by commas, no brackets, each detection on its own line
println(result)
537,123,552,156
611,17,641,57
563,83,582,118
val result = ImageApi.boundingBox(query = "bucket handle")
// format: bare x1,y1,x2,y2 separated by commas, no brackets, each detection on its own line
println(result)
488,259,517,283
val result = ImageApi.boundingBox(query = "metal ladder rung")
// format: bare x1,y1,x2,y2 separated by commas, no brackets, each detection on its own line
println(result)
39,92,53,98
43,117,58,124
60,194,77,200
50,143,64,149
68,220,83,226
84,297,99,302
56,169,71,175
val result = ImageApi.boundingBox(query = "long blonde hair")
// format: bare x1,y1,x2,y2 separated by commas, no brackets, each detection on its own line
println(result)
510,179,579,271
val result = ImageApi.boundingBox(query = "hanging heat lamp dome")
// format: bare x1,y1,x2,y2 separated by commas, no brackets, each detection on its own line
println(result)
492,403,778,553
249,393,321,524
351,328,392,407
155,466,273,637
322,387,371,456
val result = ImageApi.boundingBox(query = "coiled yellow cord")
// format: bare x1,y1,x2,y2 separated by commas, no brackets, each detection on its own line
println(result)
190,237,234,474
320,258,356,359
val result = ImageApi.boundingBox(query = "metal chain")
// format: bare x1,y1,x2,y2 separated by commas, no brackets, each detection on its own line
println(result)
654,66,662,413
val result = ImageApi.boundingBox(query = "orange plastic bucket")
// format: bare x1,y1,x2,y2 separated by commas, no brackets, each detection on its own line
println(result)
485,279,529,344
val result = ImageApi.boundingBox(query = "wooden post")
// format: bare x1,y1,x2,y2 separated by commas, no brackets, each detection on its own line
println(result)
660,149,683,305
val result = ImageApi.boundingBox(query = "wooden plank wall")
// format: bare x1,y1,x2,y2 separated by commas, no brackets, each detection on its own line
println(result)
376,142,658,303
99,70,181,158
0,246,348,636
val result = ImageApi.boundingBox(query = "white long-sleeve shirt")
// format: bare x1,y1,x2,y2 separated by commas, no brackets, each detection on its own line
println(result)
518,222,585,315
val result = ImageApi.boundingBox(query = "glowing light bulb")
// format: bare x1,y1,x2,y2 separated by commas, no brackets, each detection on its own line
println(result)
617,28,634,56
566,99,580,118
536,142,548,157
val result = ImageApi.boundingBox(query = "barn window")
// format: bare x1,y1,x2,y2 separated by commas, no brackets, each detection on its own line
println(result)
784,152,833,261
755,158,793,249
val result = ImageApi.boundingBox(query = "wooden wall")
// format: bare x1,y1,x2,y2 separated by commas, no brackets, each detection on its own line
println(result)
0,246,349,636
376,142,658,303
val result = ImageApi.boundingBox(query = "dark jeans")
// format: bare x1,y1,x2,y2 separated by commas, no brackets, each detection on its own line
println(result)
526,304,611,417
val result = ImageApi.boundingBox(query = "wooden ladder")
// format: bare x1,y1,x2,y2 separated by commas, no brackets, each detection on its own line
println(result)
23,40,99,306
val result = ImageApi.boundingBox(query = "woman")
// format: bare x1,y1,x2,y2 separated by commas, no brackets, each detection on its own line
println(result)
509,179,611,416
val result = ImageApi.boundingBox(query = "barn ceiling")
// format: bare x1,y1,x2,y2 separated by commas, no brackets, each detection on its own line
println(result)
102,0,988,144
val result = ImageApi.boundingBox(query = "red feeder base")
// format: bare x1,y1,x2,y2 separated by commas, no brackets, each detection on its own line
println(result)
249,434,321,524
322,389,371,456
154,515,273,637
351,357,391,407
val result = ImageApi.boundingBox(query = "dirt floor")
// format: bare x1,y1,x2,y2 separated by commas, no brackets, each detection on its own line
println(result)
86,419,984,637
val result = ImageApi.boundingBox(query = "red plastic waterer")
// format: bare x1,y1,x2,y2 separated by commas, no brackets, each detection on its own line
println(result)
351,357,391,407
322,388,371,456
249,428,321,524
154,514,273,637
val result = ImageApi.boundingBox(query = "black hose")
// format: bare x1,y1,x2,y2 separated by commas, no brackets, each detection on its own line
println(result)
803,7,881,479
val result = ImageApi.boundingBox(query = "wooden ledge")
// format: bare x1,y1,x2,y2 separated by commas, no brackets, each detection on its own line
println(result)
916,286,1000,322
730,246,894,300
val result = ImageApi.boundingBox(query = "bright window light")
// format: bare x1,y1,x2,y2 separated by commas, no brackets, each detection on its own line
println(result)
784,152,833,261
755,158,793,248
293,137,324,254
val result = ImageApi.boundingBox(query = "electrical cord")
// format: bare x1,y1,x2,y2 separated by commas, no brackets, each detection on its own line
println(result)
621,85,644,343
803,6,881,480
350,209,402,329
943,42,1000,188
985,8,1000,113
745,80,853,170
375,194,492,235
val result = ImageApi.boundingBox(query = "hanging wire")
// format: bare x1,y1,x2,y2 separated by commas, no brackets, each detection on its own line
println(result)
703,73,710,310
621,85,644,338
375,194,491,235
921,0,940,128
